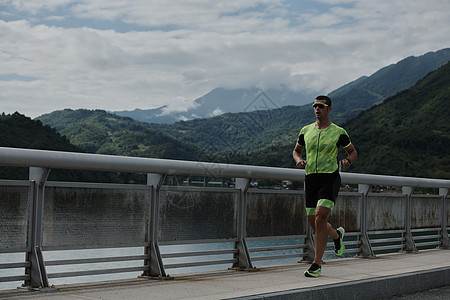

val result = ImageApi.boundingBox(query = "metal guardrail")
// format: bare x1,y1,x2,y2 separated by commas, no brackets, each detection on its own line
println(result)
0,146,449,291
0,147,449,188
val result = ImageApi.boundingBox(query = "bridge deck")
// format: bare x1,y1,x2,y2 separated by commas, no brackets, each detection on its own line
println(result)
1,249,450,299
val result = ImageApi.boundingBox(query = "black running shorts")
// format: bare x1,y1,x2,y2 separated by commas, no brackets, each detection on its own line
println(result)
305,170,341,215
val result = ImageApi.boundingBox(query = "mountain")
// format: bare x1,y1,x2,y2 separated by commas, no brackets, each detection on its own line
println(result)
112,87,316,123
37,109,207,161
0,112,80,152
113,48,450,124
41,101,355,159
342,61,450,179
111,106,176,124
330,48,450,114
143,104,359,156
146,105,313,155
0,113,119,182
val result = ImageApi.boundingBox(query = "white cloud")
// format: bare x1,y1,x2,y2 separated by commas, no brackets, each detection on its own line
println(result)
0,0,449,118
209,108,224,117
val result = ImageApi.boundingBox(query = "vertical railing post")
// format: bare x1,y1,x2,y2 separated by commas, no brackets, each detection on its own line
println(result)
232,178,253,270
302,225,315,263
358,184,375,258
439,188,449,249
402,186,417,252
25,167,53,290
302,181,315,263
142,173,168,278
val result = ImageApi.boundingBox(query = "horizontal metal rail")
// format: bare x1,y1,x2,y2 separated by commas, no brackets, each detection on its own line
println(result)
410,228,441,233
0,262,30,269
370,237,405,244
324,247,361,255
160,238,237,246
0,275,30,283
248,245,306,252
413,235,441,241
45,255,149,266
246,235,306,241
161,249,237,259
251,253,305,262
42,244,149,251
371,244,404,252
415,241,441,247
0,147,449,188
47,266,148,279
325,239,361,247
164,259,237,269
0,248,31,254
367,230,405,235
343,240,361,247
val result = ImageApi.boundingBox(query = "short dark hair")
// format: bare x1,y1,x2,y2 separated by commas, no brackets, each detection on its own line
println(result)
315,95,331,106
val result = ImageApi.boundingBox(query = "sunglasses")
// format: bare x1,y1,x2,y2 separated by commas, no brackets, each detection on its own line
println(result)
312,103,329,109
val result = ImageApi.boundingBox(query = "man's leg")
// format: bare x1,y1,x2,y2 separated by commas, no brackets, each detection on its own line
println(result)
305,207,340,277
307,214,339,240
312,206,338,266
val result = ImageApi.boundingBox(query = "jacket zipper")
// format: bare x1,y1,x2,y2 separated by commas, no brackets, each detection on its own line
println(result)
316,130,321,173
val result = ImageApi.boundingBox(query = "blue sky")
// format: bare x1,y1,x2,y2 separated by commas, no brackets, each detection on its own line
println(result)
1,0,449,118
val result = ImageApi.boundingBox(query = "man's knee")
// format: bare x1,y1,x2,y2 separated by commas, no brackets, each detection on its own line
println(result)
315,206,331,222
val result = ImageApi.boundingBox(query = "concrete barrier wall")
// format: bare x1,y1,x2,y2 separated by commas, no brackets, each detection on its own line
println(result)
159,187,238,241
1,182,448,253
366,194,406,231
2,184,446,251
246,190,305,237
329,193,361,233
410,195,442,229
0,183,31,251
42,184,150,249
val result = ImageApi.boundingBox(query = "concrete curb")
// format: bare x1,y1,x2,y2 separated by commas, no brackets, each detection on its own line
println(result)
233,267,450,300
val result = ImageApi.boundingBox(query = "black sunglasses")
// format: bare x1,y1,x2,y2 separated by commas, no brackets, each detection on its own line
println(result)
312,103,329,109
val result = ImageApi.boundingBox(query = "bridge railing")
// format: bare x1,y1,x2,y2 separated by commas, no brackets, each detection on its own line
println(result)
0,147,448,290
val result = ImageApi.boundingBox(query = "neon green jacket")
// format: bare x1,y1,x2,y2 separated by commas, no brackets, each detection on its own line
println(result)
297,123,351,175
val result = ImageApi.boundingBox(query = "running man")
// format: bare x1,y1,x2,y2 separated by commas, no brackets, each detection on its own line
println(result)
292,95,357,277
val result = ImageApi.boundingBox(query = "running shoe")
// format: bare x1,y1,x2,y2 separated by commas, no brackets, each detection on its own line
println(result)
334,227,345,256
304,263,321,277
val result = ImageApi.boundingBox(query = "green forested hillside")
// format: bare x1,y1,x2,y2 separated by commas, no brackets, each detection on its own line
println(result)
343,62,450,179
37,109,207,161
147,105,315,155
37,103,356,160
0,112,80,151
0,113,119,181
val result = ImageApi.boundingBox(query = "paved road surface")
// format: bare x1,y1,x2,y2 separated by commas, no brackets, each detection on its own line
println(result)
390,285,450,300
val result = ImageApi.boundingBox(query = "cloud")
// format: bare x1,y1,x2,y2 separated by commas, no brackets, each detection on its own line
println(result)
209,108,224,117
0,0,449,118
0,0,73,15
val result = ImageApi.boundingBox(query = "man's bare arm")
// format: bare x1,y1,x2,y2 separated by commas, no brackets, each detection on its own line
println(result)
293,143,307,168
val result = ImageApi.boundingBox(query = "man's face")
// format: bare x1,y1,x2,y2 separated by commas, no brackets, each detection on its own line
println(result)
312,100,330,120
